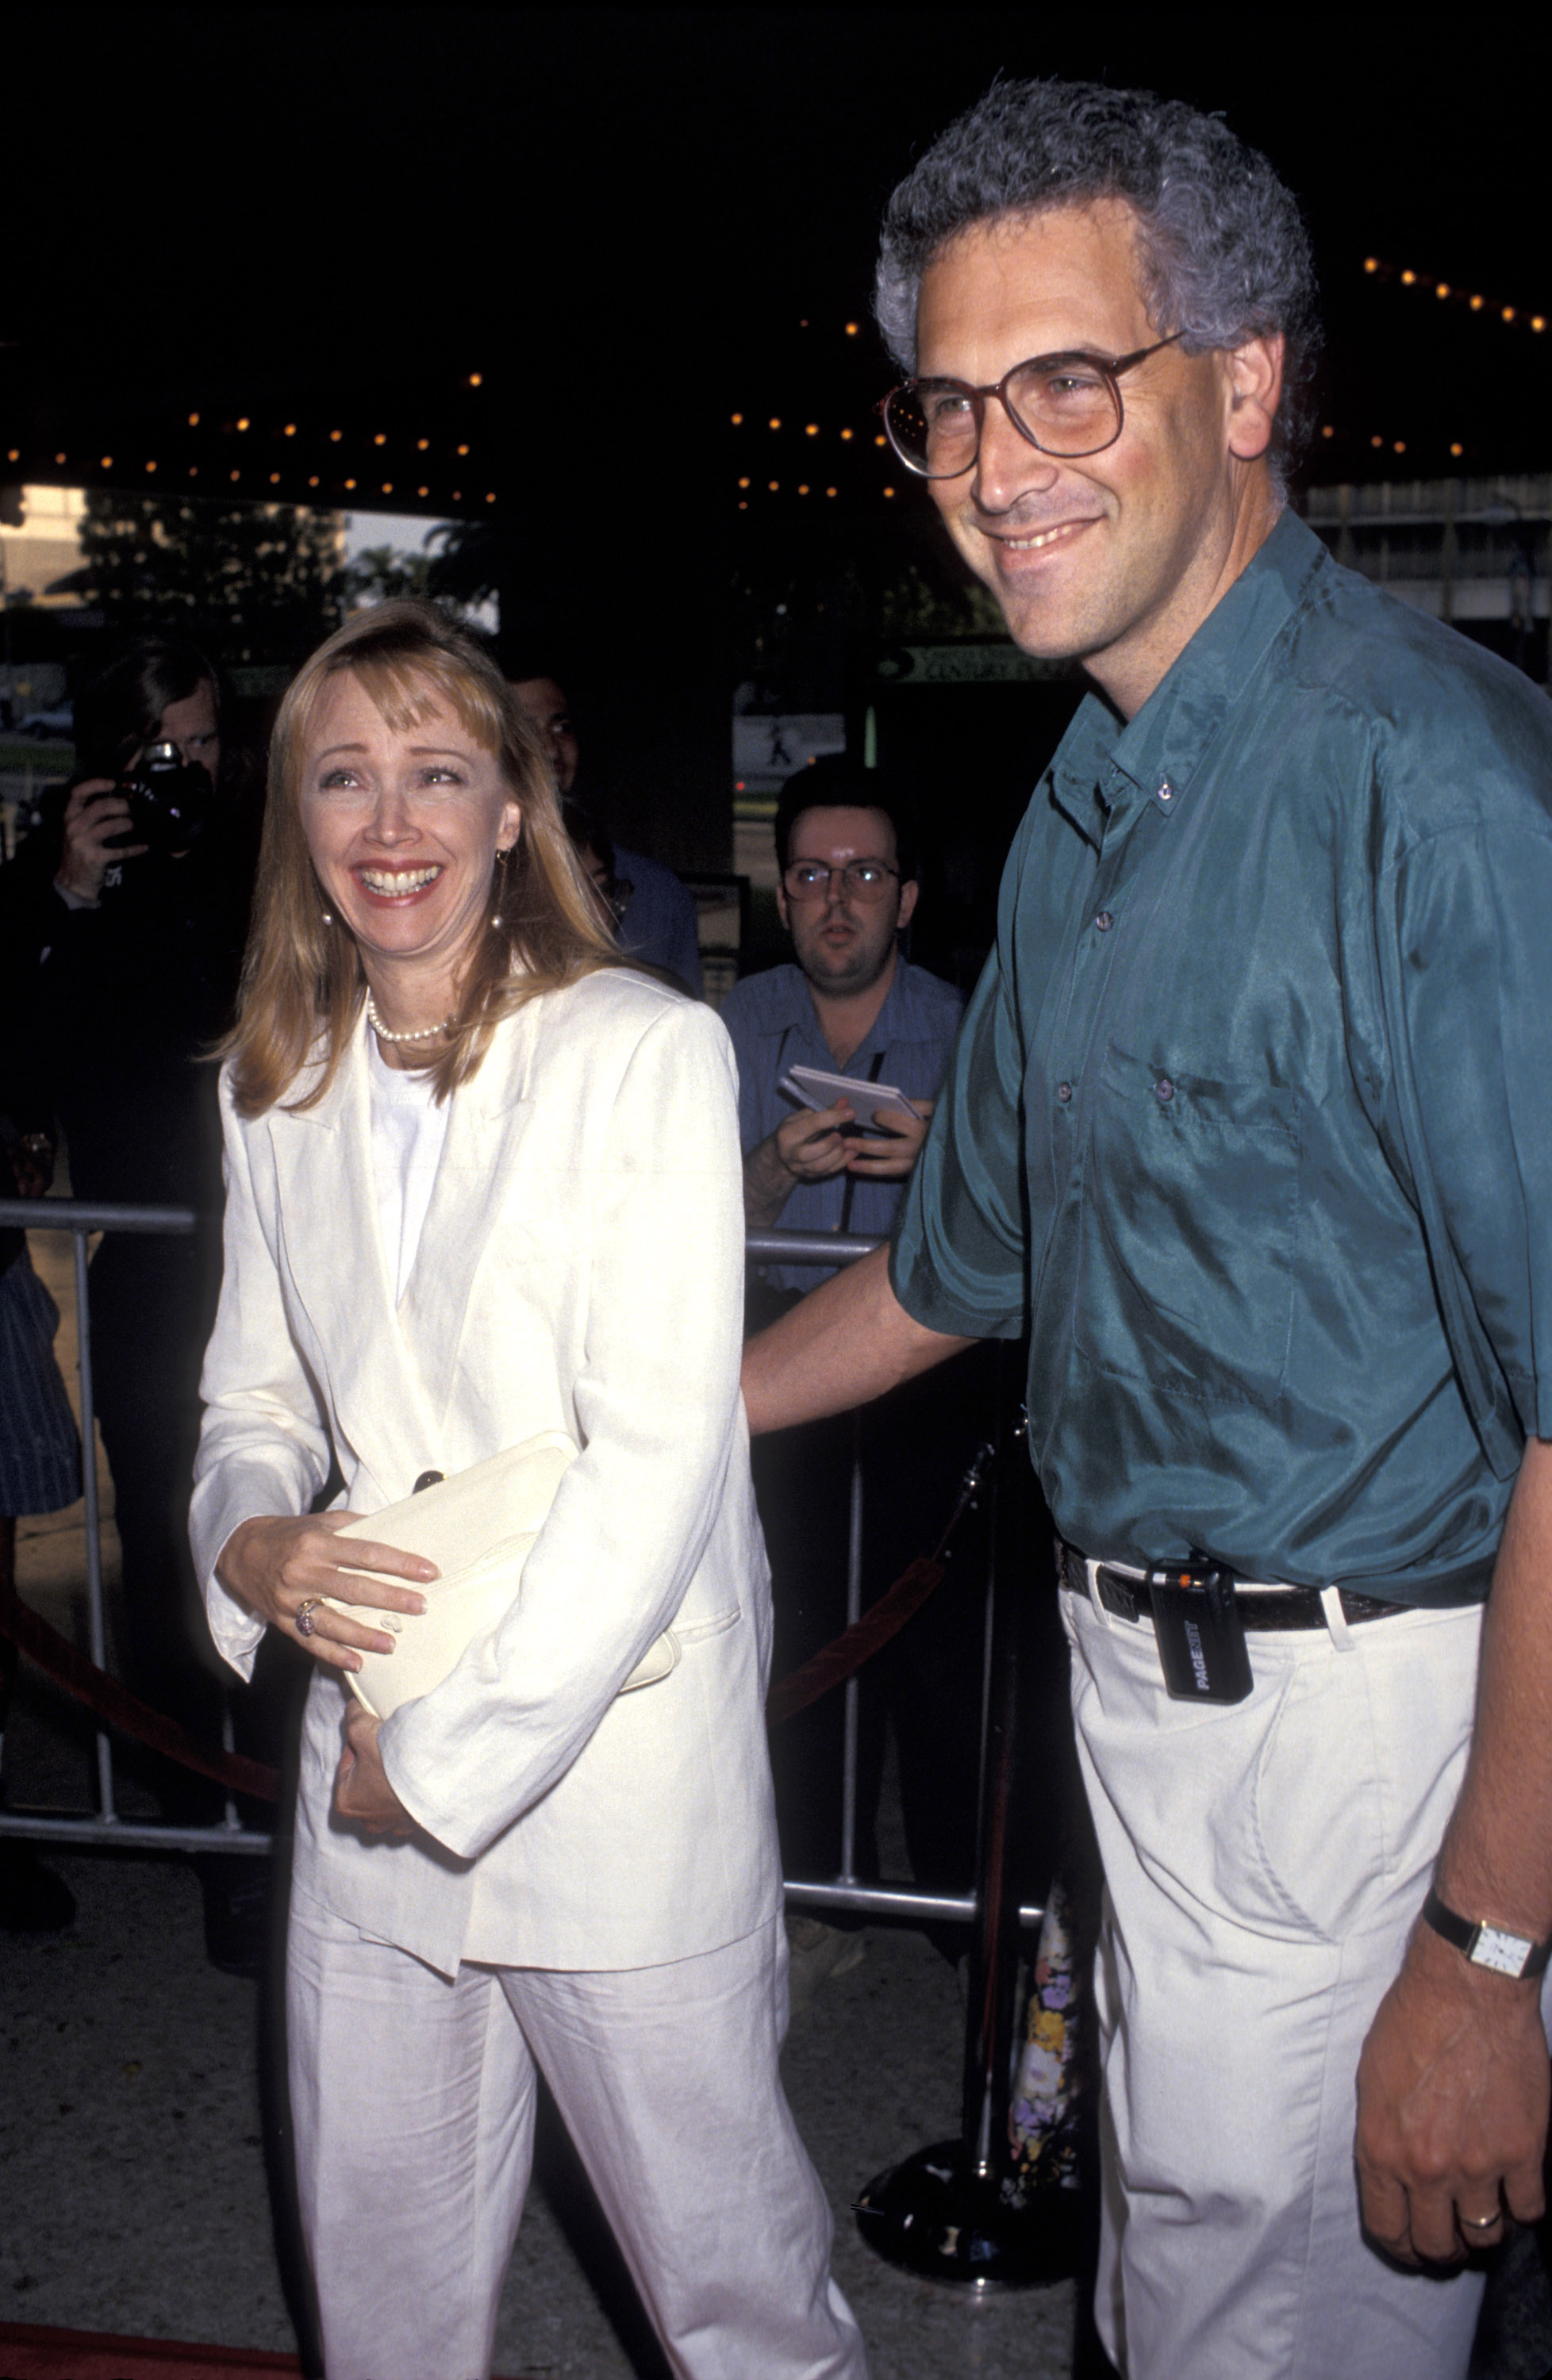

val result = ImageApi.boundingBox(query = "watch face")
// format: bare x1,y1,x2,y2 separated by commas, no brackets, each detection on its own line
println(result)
1472,1925,1533,1978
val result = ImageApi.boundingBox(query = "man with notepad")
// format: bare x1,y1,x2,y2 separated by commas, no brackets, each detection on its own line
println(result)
725,758,964,1292
721,759,982,1991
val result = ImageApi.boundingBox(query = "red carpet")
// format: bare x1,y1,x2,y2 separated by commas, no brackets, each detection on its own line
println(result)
0,2325,531,2378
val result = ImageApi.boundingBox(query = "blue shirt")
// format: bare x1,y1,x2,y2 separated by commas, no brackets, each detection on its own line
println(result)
892,510,1552,1599
723,954,965,1292
613,843,703,996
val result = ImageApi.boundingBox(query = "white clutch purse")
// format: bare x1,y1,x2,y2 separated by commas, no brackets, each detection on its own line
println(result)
322,1430,680,1721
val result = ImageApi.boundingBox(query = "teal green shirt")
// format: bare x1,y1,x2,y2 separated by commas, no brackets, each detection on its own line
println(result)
891,512,1552,1597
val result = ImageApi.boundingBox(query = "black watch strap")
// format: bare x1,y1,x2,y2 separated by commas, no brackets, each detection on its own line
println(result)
1423,1886,1552,1980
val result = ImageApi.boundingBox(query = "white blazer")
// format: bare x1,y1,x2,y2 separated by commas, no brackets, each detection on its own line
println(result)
190,969,782,1979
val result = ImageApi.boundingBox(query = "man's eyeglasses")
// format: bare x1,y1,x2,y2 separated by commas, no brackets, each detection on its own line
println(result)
878,333,1183,480
782,859,901,904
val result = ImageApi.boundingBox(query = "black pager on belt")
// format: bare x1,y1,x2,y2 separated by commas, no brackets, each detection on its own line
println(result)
1146,1560,1253,1704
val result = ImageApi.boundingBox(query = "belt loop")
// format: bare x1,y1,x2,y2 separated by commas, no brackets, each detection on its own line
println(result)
1320,1584,1356,1653
1086,1557,1121,1633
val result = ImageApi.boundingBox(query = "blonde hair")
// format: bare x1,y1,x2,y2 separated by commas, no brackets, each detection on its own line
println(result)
224,601,618,1117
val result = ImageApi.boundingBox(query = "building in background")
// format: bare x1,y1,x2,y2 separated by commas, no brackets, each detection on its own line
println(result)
0,487,90,725
1303,475,1549,685
0,485,86,609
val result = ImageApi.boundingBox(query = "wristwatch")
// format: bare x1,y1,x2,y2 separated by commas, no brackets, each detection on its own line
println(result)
1423,1886,1552,1980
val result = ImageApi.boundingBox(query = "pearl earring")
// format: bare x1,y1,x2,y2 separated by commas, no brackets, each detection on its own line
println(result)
491,847,510,929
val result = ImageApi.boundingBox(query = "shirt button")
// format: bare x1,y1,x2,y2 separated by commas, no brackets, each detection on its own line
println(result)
1094,910,1114,932
1157,778,1174,804
1154,1076,1175,1102
1056,1081,1073,1104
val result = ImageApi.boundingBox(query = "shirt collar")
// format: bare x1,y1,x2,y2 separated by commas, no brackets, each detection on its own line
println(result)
759,951,921,1060
850,954,920,1058
752,964,821,1036
1049,511,1328,839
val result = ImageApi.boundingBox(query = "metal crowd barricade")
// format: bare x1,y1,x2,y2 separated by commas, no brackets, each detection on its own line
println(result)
0,1194,269,1856
0,1203,1040,1933
746,1226,1044,1934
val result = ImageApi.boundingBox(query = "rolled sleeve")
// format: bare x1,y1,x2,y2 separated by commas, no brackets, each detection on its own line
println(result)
890,915,1028,1344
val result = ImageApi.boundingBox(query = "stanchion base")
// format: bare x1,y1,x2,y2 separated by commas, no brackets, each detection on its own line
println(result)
855,2139,1085,2289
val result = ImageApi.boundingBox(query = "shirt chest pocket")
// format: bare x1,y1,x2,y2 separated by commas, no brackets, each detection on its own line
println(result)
1074,1042,1302,1411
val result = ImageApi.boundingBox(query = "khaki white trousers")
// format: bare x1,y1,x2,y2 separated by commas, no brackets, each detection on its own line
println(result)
1062,1591,1507,2380
286,1895,867,2380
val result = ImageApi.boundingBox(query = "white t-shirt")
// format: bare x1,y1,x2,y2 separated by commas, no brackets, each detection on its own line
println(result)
367,1030,451,1304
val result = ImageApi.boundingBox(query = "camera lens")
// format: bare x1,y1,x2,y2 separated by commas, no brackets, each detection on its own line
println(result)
117,741,214,856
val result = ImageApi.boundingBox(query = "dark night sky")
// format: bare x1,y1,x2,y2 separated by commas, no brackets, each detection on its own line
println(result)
9,6,1551,454
7,7,1550,865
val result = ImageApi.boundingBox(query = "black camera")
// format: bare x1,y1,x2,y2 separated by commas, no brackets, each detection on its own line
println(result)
111,739,214,854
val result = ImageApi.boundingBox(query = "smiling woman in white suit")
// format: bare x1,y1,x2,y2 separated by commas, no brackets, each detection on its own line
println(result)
188,603,866,2380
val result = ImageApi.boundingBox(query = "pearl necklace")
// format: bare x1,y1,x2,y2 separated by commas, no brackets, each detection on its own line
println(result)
365,991,457,1045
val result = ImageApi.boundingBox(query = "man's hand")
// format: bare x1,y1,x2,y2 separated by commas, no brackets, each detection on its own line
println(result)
843,1097,935,1180
332,1706,416,1837
1355,1918,1548,2262
1355,1434,1552,2263
743,1100,855,1226
55,778,146,903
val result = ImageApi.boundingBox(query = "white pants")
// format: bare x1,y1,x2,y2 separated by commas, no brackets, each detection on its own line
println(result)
286,1895,867,2380
1062,1591,1496,2380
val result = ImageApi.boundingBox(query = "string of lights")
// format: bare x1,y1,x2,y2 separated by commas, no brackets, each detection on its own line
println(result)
730,387,895,507
730,414,885,446
729,317,896,505
1362,255,1548,334
733,482,897,509
1316,425,1468,463
1311,252,1552,468
3,370,497,513
730,274,1547,503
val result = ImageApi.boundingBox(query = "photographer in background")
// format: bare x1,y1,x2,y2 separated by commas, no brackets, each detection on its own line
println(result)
33,641,247,1212
54,672,218,898
6,637,273,1971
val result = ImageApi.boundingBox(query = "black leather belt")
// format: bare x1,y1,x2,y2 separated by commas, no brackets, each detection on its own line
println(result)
1057,1541,1407,1631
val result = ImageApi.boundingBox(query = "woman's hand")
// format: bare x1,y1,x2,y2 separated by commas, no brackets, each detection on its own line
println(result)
215,1512,436,1673
56,779,146,902
333,1707,416,1837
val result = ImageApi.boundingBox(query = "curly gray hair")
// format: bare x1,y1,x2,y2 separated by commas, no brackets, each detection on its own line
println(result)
876,79,1321,482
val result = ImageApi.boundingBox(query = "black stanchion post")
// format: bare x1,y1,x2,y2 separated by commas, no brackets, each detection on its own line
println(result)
855,1345,1082,2287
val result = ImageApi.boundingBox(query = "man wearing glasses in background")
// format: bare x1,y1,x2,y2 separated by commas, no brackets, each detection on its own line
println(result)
723,760,986,2002
731,759,955,1242
743,77,1552,2380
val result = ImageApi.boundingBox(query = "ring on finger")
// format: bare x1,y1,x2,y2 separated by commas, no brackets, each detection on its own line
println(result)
295,1597,324,1639
1459,2209,1503,2232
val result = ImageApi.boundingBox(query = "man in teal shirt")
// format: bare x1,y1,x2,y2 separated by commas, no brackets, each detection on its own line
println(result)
743,79,1552,2380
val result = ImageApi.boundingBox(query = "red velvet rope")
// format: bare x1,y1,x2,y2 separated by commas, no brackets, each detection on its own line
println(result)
766,1556,945,1726
0,1545,954,1799
0,1583,279,1802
